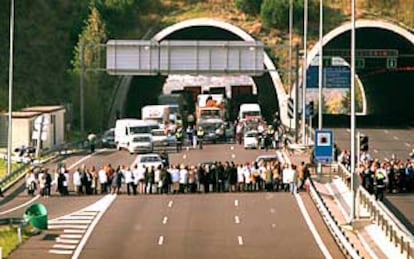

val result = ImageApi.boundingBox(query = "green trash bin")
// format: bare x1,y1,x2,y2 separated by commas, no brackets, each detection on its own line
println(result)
23,203,48,230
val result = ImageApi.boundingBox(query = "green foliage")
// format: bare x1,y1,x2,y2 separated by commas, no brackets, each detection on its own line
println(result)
235,0,263,15
260,0,319,31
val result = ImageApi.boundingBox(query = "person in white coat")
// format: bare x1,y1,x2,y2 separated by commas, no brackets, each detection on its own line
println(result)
73,168,82,195
98,167,108,194
124,166,135,195
179,164,188,193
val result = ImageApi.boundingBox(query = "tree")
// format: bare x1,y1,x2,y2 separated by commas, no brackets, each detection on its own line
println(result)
235,0,263,15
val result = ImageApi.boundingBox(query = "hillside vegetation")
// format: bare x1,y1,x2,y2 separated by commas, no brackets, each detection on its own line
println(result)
0,0,412,131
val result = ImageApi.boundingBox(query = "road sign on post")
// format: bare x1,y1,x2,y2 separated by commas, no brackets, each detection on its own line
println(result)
314,129,334,164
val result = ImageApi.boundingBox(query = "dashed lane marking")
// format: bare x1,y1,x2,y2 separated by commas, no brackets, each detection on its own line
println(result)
158,236,164,245
49,249,73,255
237,236,244,246
162,216,168,225
405,142,411,147
384,130,389,134
393,136,399,140
374,149,378,153
234,216,240,224
53,244,77,249
168,200,173,208
234,200,239,207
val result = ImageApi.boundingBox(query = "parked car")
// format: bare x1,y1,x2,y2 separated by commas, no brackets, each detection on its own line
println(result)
255,154,279,165
136,153,163,169
127,134,153,154
151,129,168,147
244,130,258,149
101,128,115,148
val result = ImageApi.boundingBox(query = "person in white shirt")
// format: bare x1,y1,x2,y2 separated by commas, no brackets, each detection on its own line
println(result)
73,168,82,195
132,164,140,195
124,167,135,195
237,164,245,192
243,163,251,192
98,168,108,194
136,165,146,194
179,164,188,193
283,164,298,194
154,166,161,194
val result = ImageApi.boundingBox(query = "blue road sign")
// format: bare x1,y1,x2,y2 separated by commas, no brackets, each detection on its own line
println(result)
314,129,334,163
307,66,351,88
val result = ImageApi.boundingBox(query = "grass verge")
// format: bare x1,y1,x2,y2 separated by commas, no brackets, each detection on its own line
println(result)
0,226,29,258
0,161,19,180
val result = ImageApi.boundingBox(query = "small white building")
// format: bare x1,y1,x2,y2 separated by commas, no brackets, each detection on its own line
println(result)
0,105,66,152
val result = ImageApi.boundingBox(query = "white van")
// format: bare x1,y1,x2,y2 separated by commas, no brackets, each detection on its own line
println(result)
239,103,262,121
114,119,151,151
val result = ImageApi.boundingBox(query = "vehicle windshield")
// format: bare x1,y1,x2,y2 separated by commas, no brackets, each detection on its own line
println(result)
199,122,222,132
104,130,114,138
245,132,257,138
133,136,151,142
242,111,261,118
152,130,166,137
141,156,161,163
130,126,151,134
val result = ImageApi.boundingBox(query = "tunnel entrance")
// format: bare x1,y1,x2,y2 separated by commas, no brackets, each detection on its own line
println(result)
322,27,414,126
123,25,279,123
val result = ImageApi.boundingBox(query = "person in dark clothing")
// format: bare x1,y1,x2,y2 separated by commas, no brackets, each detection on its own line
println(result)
0,186,4,197
229,162,238,192
160,150,169,167
216,162,225,192
44,169,52,197
197,165,206,193
57,172,66,196
160,168,171,194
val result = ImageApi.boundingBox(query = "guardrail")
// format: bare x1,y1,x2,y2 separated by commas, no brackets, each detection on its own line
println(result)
337,162,414,259
308,177,362,259
279,150,361,258
0,217,25,226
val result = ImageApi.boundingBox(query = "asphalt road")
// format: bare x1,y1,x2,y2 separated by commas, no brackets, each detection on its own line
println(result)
332,127,414,160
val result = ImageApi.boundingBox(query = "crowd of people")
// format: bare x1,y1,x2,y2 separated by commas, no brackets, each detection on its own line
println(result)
24,160,311,197
338,149,414,200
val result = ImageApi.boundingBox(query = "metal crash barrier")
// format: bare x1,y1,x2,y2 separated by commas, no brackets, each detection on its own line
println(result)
337,162,414,258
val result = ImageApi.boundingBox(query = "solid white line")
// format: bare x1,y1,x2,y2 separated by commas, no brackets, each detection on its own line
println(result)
237,236,243,246
168,200,173,208
64,229,85,234
71,194,117,259
234,200,239,207
48,225,88,229
60,234,82,239
158,236,164,245
234,216,240,224
53,244,77,249
56,238,79,244
49,249,73,255
294,194,333,259
162,216,168,225
0,195,40,216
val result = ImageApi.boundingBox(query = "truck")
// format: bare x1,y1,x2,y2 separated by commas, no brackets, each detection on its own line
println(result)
114,119,152,151
141,105,170,128
238,103,262,122
196,94,226,124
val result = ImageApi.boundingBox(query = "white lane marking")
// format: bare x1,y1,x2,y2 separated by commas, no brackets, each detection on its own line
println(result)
271,224,276,228
61,215,95,220
237,236,243,246
72,194,117,259
56,238,79,244
294,193,333,259
49,249,73,255
346,129,350,133
234,216,240,224
374,149,378,154
384,130,389,134
75,211,98,216
162,216,168,225
158,236,164,245
405,142,411,147
49,220,92,225
60,234,82,239
393,136,399,140
234,200,239,207
53,244,77,249
48,225,88,229
270,208,275,214
64,229,85,234
0,195,40,216
168,200,173,208
0,150,106,216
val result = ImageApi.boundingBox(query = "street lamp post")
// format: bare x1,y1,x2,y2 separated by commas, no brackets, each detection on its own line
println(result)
302,0,308,145
80,43,85,135
318,0,323,130
350,0,357,223
7,0,15,176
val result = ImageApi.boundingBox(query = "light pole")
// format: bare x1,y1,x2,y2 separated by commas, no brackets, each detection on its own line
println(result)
349,0,357,223
302,0,308,145
318,0,323,130
80,43,85,135
288,0,293,130
7,0,15,176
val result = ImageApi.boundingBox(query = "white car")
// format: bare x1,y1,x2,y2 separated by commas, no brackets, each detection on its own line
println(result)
244,130,259,149
255,154,279,165
151,129,168,146
136,153,163,170
127,134,153,154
